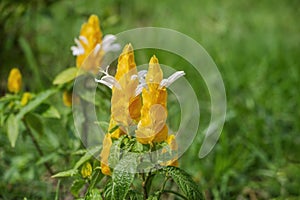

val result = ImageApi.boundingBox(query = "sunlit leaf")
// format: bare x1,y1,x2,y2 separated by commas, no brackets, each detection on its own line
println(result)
6,114,19,148
51,169,78,178
53,67,81,85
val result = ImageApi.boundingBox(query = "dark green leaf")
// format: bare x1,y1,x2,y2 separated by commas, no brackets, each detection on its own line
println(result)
6,114,19,148
16,89,57,120
19,36,43,89
71,179,86,197
73,146,101,170
162,166,203,200
112,154,137,200
126,190,143,200
87,168,104,194
25,113,44,135
103,180,113,199
86,189,103,200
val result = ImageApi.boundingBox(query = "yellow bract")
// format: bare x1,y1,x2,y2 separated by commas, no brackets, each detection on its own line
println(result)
8,68,22,93
136,56,168,144
109,44,141,138
62,90,72,107
100,133,112,175
21,92,32,106
81,162,93,178
76,15,102,71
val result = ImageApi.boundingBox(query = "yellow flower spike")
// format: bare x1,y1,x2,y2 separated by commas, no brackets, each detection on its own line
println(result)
76,15,102,68
8,68,22,93
81,162,93,178
136,55,168,144
62,90,72,107
20,92,32,106
109,44,142,136
100,133,112,175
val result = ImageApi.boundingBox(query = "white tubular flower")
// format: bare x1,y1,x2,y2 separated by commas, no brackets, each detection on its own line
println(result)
102,34,121,52
133,70,148,96
159,71,185,88
71,38,85,56
95,66,121,89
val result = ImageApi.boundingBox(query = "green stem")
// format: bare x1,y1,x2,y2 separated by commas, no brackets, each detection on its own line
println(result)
142,172,148,199
23,119,54,175
162,190,188,200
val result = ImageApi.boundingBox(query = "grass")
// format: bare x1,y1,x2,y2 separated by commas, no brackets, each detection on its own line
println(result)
1,0,300,199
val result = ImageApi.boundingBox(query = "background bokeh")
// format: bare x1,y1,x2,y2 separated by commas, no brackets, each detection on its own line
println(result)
1,0,300,199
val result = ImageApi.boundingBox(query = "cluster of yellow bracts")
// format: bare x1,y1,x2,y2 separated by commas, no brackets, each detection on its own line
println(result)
71,15,182,176
99,44,179,175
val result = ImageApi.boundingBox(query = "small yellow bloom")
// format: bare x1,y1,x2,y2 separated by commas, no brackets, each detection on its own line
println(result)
81,162,93,178
136,56,168,144
8,68,22,93
100,133,112,175
109,44,141,137
20,92,32,106
62,90,72,107
71,15,120,73
76,15,102,69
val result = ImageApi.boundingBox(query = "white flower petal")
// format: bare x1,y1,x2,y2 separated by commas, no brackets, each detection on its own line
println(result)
93,43,101,55
79,36,89,45
135,83,148,96
104,43,121,52
159,71,185,88
102,34,120,52
71,38,85,56
95,67,121,90
131,74,138,80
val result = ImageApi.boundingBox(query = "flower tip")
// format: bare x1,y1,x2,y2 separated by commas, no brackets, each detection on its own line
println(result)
123,43,133,53
150,55,159,64
88,14,99,24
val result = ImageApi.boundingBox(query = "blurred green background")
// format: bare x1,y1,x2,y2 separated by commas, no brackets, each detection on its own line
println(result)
1,0,300,199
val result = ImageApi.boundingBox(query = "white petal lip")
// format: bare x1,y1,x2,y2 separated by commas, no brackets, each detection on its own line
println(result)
79,36,89,45
96,65,121,89
95,75,121,89
93,43,101,55
71,38,85,56
159,71,185,88
102,34,121,52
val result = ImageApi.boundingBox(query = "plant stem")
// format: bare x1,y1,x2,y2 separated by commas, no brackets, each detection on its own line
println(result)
142,172,148,199
23,119,54,175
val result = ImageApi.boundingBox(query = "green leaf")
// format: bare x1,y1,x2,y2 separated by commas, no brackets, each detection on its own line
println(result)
19,36,43,89
87,168,104,194
103,180,113,199
51,169,78,178
146,192,160,200
73,146,101,170
25,113,44,135
6,114,19,148
53,67,80,85
71,179,86,197
162,166,203,200
41,105,61,119
16,89,57,120
85,189,103,200
126,190,143,200
112,154,137,200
